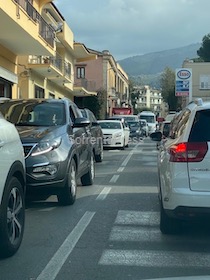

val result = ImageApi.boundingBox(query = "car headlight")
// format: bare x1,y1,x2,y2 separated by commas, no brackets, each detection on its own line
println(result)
114,132,122,138
31,137,62,156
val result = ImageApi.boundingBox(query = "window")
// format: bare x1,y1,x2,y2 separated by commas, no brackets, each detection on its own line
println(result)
0,80,12,98
77,67,85,79
35,85,45,98
200,75,210,89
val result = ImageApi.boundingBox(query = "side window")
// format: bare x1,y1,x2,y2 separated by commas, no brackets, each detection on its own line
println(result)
172,110,190,139
189,109,210,142
69,106,76,124
89,111,97,122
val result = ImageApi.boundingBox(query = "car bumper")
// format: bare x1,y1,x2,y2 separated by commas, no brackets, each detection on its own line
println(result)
25,152,69,192
162,188,210,219
103,137,124,147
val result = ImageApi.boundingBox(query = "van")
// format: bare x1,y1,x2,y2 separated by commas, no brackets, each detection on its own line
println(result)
138,111,157,134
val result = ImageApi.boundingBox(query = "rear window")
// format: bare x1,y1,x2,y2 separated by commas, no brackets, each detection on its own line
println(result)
189,109,210,142
139,115,155,123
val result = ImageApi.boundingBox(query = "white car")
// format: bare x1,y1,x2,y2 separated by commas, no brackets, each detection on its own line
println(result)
98,120,129,149
0,115,26,258
150,98,210,234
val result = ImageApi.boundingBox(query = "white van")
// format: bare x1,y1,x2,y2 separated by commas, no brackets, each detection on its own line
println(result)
138,111,157,134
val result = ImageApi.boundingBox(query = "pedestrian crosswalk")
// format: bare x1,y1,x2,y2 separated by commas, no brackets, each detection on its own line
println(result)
98,210,210,269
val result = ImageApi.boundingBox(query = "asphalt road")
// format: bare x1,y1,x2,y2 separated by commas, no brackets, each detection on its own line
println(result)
1,138,210,280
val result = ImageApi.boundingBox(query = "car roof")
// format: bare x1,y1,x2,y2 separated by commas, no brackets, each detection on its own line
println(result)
0,98,73,105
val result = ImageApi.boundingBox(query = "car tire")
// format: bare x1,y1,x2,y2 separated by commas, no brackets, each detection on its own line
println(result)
57,159,77,206
160,199,181,235
81,152,95,186
0,177,25,258
95,142,103,163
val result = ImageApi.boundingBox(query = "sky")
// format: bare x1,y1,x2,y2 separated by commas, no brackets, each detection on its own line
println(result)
54,0,210,61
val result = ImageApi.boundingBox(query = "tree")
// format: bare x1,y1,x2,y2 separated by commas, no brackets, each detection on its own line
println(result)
160,67,181,111
197,34,210,62
82,89,107,119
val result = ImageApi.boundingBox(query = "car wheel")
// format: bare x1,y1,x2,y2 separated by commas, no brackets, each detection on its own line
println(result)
81,152,95,186
160,199,181,235
120,139,125,150
0,177,25,258
57,159,77,206
95,142,103,163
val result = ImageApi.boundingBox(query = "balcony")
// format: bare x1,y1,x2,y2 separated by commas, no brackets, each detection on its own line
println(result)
0,0,55,55
28,54,73,89
74,78,97,96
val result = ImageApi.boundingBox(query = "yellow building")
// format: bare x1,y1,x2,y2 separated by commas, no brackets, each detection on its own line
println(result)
0,0,96,100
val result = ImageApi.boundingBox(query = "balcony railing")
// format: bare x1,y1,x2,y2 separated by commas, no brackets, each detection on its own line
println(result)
74,78,96,92
14,0,55,47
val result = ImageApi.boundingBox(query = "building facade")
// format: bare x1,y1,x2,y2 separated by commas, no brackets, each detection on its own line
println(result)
182,59,210,106
132,85,164,116
0,0,96,101
74,49,130,118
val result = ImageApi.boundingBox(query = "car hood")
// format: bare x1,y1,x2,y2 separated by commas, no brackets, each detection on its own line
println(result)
101,129,122,135
16,125,63,143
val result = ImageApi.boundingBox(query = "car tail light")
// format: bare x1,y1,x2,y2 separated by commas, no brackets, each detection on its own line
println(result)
169,142,208,162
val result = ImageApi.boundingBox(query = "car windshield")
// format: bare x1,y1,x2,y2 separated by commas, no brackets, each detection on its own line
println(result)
0,101,65,126
99,121,121,129
140,116,155,123
127,121,139,128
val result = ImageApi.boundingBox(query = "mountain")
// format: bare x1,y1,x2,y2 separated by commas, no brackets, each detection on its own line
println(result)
118,43,201,87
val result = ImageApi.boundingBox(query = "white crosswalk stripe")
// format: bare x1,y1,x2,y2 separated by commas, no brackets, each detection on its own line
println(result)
98,210,210,268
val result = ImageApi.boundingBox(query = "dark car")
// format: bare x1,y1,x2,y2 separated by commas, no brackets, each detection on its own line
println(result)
0,98,95,206
127,120,143,139
80,108,103,162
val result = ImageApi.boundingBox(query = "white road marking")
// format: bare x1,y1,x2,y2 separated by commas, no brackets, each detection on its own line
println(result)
96,187,111,200
38,207,56,212
110,226,161,242
99,249,210,267
114,210,159,226
117,167,124,172
36,211,95,280
109,174,119,183
121,151,133,167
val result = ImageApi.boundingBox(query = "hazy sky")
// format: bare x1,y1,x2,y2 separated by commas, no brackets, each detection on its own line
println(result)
54,0,210,60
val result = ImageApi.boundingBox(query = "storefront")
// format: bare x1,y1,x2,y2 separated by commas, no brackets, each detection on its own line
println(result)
0,66,18,98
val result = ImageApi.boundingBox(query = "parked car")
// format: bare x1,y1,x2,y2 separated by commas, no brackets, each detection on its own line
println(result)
80,108,103,162
150,98,210,234
98,120,129,149
0,98,95,206
139,119,149,137
127,120,143,140
0,114,26,258
107,116,130,147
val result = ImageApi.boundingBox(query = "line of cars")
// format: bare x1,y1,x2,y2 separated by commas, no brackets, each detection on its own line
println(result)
0,98,102,258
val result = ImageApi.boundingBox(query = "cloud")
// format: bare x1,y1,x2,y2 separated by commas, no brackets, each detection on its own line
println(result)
54,0,210,60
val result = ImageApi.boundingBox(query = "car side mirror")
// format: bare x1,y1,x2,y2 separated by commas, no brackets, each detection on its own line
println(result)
73,117,90,128
150,131,162,141
92,121,99,126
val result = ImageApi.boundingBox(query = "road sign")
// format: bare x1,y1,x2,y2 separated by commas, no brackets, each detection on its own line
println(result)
175,68,192,99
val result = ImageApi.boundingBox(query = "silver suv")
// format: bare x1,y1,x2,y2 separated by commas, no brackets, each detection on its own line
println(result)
0,115,25,257
151,98,210,234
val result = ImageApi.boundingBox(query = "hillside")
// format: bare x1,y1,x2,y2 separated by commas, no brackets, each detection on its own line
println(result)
118,43,201,87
